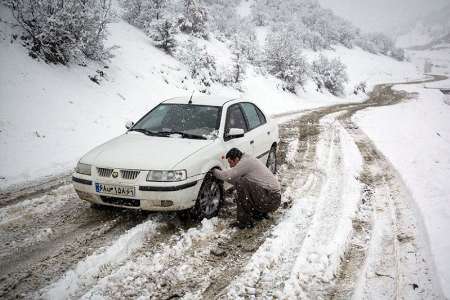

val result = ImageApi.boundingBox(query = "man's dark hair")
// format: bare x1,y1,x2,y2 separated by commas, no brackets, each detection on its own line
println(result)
226,148,243,160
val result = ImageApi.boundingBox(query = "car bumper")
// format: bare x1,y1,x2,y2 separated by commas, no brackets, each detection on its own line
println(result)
72,173,203,211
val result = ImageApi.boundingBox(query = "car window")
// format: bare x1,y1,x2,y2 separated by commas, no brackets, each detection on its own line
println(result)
133,104,220,138
140,104,171,129
240,102,262,130
255,105,267,124
225,104,247,133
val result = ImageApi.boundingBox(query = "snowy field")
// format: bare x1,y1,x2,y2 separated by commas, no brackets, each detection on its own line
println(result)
354,85,450,298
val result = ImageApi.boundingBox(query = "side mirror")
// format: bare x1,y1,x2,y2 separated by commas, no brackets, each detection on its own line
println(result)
125,121,134,130
226,128,245,139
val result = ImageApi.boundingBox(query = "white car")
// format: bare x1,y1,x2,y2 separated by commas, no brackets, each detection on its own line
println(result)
72,96,279,219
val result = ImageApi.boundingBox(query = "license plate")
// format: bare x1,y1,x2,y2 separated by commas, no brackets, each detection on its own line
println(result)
95,183,136,197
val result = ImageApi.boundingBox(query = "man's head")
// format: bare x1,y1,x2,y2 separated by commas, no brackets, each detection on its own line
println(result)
226,148,243,168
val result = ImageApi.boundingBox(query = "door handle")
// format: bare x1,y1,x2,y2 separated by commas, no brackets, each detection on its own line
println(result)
250,140,254,144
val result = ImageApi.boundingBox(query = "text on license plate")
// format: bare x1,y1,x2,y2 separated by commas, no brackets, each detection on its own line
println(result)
95,183,135,197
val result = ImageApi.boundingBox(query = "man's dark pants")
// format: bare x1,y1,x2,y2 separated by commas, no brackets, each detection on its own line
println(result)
235,177,281,224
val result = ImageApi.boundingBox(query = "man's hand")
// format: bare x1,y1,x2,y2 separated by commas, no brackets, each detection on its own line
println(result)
212,169,220,178
212,168,227,182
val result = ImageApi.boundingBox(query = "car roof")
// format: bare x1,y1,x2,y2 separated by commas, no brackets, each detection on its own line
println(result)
163,96,239,106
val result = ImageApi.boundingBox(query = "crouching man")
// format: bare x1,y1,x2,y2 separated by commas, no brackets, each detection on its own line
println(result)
213,148,281,229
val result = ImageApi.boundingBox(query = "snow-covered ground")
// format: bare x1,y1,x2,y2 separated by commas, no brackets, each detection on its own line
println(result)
354,85,450,298
0,5,421,190
225,114,363,299
2,1,450,298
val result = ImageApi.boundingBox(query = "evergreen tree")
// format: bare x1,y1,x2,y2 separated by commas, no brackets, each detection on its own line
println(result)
151,19,177,54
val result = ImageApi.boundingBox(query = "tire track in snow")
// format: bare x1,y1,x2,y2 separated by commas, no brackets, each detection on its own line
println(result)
220,115,363,299
332,77,447,299
212,77,446,299
282,117,362,299
333,117,441,299
204,112,357,299
39,217,160,299
78,218,224,299
0,174,71,209
199,113,326,299
0,184,152,299
0,184,76,262
216,117,336,299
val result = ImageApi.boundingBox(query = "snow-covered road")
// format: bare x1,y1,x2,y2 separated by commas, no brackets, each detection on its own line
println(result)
0,76,447,299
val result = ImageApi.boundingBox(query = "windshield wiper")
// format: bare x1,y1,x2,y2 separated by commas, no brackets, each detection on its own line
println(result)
129,128,164,136
157,131,207,140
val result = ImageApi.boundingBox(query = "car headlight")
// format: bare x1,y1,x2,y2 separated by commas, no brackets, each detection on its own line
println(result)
146,170,187,182
75,162,92,176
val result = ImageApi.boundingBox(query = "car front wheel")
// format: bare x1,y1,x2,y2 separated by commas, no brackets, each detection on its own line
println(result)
191,172,223,220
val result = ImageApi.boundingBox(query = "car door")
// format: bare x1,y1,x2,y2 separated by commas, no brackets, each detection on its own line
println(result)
240,102,272,162
223,103,253,157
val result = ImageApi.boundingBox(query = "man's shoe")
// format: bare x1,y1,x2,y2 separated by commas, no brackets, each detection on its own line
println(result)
253,212,270,221
230,221,254,229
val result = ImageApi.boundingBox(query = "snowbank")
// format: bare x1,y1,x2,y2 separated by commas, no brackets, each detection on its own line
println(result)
353,86,450,297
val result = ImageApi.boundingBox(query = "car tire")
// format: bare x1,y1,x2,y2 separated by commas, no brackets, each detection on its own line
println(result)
266,145,277,174
191,172,223,220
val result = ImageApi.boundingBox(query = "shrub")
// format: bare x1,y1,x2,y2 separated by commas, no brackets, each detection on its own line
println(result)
178,0,208,39
176,39,217,93
9,0,114,64
121,0,169,28
311,54,348,96
264,29,309,93
353,81,367,95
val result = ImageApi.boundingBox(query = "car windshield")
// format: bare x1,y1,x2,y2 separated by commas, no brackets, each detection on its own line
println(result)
131,104,221,140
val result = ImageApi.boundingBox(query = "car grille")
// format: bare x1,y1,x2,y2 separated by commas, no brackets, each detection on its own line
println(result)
120,169,140,180
97,167,113,177
96,167,140,180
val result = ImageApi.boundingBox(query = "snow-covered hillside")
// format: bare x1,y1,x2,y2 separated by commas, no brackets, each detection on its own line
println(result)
396,4,450,49
0,3,420,190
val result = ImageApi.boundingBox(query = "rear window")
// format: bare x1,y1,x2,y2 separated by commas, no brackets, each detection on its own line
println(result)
256,106,267,124
241,102,263,130
226,104,248,133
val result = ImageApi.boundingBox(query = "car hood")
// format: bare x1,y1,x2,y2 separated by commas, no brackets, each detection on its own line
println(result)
81,132,214,170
